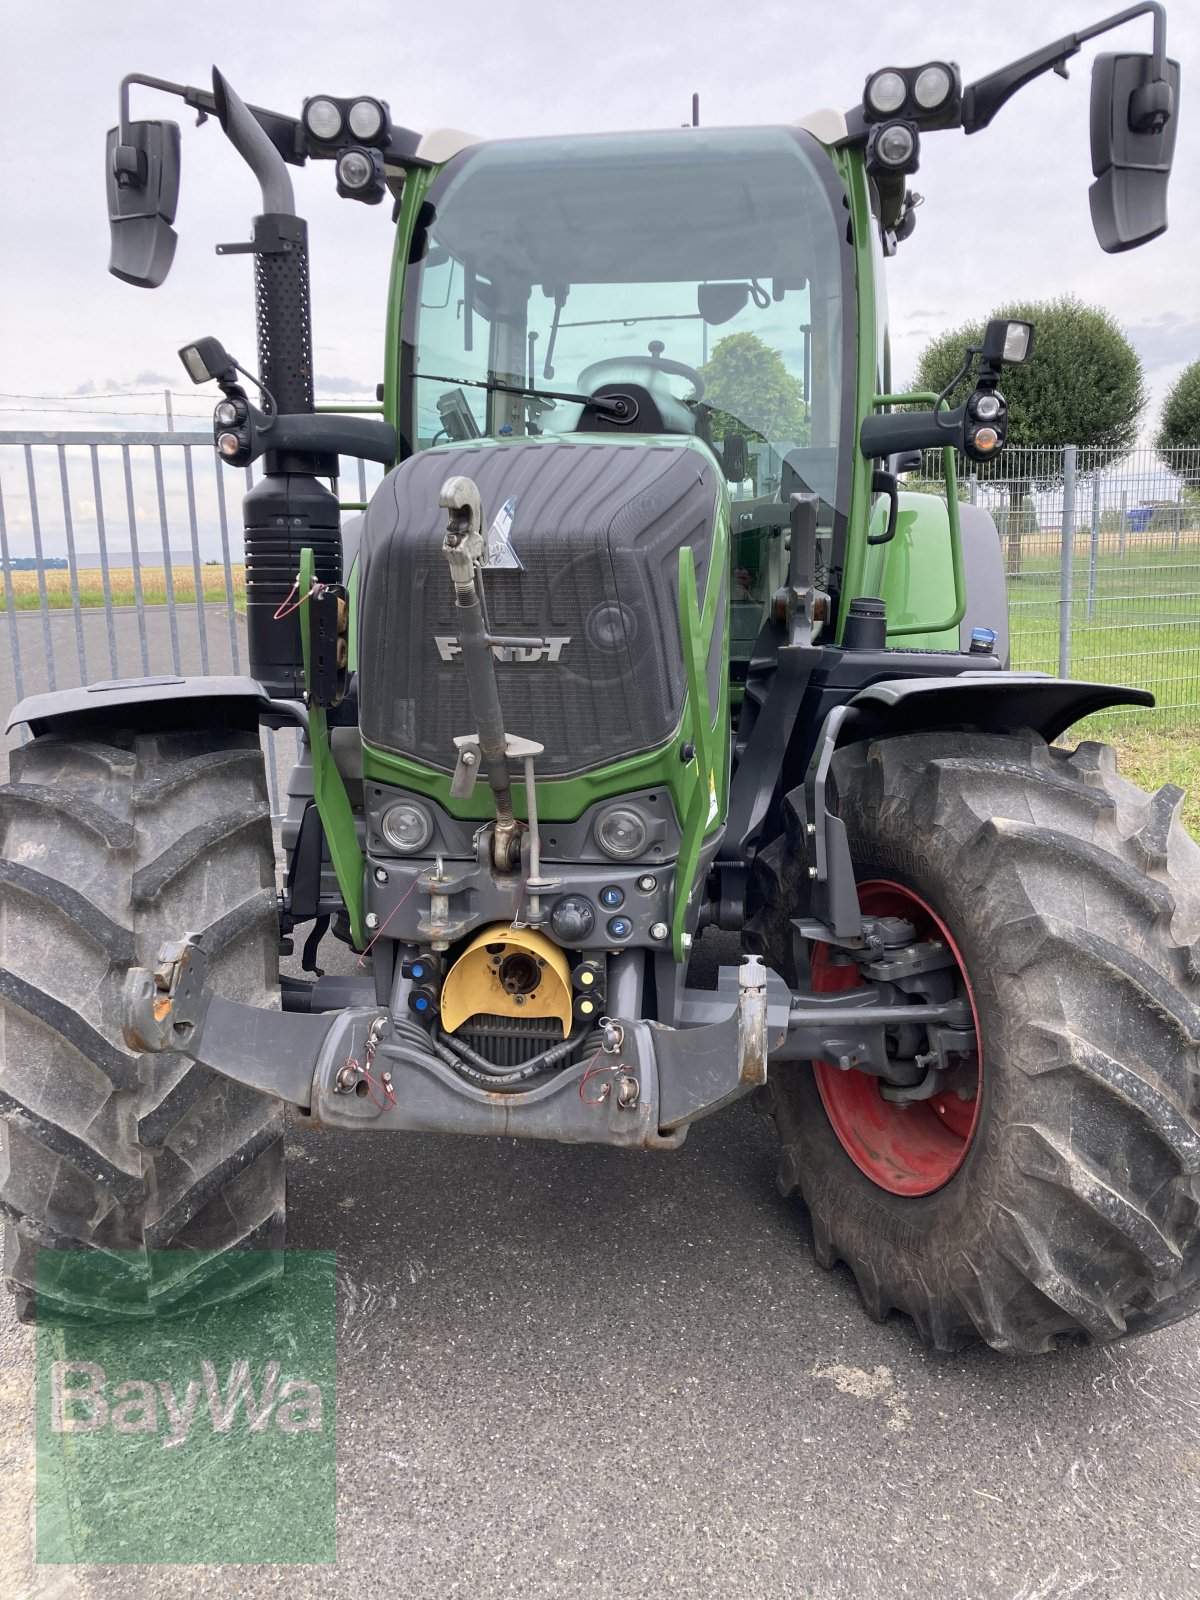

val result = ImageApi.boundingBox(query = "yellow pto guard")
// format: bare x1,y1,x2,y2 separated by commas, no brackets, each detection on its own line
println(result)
439,925,574,1037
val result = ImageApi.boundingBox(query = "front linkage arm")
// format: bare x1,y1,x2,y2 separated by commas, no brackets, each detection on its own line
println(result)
123,940,357,1109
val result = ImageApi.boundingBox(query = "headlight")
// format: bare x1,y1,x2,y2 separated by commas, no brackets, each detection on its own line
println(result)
347,97,385,142
972,392,1002,421
302,97,343,142
595,806,648,861
865,70,908,116
336,149,375,190
913,64,953,110
214,399,240,427
874,122,917,168
335,147,386,204
380,800,433,853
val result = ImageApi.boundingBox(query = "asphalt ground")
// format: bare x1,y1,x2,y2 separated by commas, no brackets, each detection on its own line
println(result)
0,609,1198,1598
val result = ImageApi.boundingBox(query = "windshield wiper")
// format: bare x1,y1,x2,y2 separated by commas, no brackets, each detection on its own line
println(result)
419,373,629,417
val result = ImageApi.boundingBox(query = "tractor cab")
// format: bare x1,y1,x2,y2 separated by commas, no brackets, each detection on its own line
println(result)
399,125,854,665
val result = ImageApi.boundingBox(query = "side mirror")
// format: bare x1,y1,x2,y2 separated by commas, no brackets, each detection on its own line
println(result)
697,282,750,326
1089,52,1180,253
105,119,181,287
721,431,748,482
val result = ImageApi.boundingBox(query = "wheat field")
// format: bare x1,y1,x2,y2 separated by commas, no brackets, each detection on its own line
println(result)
0,566,246,610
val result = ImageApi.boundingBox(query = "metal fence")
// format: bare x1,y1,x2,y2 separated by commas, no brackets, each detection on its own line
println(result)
0,430,385,813
919,442,1200,724
0,433,1197,808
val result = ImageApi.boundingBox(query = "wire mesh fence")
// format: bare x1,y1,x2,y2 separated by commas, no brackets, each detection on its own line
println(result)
920,442,1200,727
0,432,1196,810
0,431,386,812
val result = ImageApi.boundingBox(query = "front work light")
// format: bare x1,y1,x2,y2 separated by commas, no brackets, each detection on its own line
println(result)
913,63,954,111
347,97,386,142
179,336,236,385
865,70,908,116
861,61,962,129
302,96,343,142
980,318,1035,368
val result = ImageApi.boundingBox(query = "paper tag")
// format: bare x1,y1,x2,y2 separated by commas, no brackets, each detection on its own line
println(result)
483,495,523,569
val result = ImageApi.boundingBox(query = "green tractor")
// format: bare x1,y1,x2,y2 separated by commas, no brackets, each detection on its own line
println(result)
4,5,1196,1352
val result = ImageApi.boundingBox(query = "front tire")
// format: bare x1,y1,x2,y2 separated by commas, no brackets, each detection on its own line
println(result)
0,727,285,1320
751,729,1200,1353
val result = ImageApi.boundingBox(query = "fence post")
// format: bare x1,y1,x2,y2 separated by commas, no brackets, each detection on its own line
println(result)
1058,444,1077,678
1119,489,1128,560
969,474,978,506
1087,471,1100,621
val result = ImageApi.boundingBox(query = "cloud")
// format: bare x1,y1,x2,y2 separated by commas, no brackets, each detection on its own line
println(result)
1123,320,1200,375
315,374,376,396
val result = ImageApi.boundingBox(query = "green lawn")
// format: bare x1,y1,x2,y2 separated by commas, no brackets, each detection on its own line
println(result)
1092,727,1199,842
1008,537,1200,725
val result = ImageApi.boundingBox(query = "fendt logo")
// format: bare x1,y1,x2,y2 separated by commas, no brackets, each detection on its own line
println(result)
435,636,570,664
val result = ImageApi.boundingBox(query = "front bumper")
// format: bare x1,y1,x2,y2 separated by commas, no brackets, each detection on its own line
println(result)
123,941,791,1149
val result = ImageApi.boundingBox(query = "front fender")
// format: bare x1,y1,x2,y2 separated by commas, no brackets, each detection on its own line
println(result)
845,671,1153,744
6,675,306,738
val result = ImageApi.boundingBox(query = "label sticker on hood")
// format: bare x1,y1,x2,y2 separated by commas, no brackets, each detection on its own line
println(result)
483,495,524,570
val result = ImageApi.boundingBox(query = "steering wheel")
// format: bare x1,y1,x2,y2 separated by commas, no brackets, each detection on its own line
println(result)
576,349,706,403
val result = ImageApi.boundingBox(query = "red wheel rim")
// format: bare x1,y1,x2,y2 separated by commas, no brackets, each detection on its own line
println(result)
812,880,982,1197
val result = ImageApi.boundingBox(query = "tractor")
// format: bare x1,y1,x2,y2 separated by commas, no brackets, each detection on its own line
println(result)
3,4,1197,1353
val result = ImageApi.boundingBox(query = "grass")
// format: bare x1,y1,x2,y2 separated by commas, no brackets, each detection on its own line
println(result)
1008,535,1200,723
0,566,245,611
1094,726,1200,842
0,546,1195,839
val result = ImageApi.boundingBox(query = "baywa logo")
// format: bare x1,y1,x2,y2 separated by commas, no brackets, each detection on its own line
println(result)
36,1249,336,1565
50,1355,324,1448
435,634,570,664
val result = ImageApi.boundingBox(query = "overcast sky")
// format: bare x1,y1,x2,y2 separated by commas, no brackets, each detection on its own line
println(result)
2,0,1197,435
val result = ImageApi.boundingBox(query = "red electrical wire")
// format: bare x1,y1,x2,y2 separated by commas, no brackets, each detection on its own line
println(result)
273,579,312,621
357,876,420,966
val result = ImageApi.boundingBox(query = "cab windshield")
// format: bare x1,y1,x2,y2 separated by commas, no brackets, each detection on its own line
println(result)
401,125,853,616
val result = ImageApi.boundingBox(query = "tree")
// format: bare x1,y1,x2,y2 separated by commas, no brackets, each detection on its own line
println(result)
698,332,808,445
913,296,1146,573
1156,358,1200,488
914,295,1146,461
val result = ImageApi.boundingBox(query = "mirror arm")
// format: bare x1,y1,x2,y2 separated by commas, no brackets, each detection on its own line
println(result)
243,411,398,467
961,2,1168,134
859,406,965,460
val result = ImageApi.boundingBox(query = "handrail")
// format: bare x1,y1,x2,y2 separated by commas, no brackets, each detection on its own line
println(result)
869,393,966,638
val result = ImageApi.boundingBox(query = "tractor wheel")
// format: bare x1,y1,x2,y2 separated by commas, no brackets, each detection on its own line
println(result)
0,727,286,1321
749,729,1200,1353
